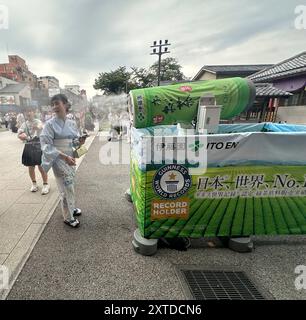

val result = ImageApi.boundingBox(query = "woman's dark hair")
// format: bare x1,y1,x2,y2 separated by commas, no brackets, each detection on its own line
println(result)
51,94,71,111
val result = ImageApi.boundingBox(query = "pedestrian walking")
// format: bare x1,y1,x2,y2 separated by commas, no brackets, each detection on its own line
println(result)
0,113,3,128
18,109,50,195
16,113,25,129
10,113,18,133
40,94,87,228
107,112,121,141
4,113,10,129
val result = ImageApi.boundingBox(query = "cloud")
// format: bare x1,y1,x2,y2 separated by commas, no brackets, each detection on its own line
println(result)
0,0,304,97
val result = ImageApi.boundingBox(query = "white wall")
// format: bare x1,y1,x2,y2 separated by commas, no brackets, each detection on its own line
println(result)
0,77,18,89
19,85,31,100
277,106,306,124
14,94,20,106
199,71,216,81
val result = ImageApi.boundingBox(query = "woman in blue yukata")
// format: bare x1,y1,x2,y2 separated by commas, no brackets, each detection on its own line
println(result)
40,94,86,228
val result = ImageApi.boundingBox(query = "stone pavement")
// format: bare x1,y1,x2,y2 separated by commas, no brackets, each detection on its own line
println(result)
0,127,97,299
5,135,306,300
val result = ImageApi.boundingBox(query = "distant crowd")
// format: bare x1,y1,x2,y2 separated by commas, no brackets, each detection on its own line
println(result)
1,108,132,142
0,110,86,133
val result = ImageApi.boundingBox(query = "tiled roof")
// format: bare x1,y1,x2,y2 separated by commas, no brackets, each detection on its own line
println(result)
0,83,27,94
249,52,306,82
202,65,273,73
255,83,292,97
193,64,272,80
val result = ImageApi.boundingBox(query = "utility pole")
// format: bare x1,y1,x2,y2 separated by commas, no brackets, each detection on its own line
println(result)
150,40,171,86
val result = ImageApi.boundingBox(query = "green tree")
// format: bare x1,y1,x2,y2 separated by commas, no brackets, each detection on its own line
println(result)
93,66,135,94
150,57,186,82
130,67,155,88
93,58,187,94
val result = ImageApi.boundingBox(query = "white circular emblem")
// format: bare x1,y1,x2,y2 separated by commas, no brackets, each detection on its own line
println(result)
153,164,192,199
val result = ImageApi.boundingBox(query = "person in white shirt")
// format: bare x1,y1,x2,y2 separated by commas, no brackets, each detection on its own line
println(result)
108,112,121,141
119,110,131,141
16,113,25,129
18,109,50,195
4,113,10,129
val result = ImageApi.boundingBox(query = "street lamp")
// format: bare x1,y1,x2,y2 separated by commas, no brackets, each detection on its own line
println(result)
150,40,171,86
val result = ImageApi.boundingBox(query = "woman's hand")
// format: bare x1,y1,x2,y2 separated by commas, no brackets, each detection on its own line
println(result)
18,133,28,141
65,156,76,166
61,153,76,166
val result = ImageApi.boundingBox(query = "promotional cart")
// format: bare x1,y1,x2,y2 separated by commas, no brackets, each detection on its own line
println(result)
128,77,306,255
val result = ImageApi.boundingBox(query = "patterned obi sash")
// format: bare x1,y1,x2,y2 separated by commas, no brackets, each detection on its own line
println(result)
54,139,73,157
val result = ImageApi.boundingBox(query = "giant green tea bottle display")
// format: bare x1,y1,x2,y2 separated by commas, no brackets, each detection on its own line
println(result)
129,77,256,129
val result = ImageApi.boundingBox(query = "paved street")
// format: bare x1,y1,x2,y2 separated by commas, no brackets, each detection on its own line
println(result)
0,128,96,299
4,134,306,300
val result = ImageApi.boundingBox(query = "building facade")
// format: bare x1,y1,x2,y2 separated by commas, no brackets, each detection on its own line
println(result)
192,65,273,81
248,52,306,123
65,85,80,96
0,83,32,113
248,52,306,107
38,76,59,89
0,55,38,89
0,76,18,90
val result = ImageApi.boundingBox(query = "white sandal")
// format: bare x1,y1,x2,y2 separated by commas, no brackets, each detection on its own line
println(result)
64,218,80,228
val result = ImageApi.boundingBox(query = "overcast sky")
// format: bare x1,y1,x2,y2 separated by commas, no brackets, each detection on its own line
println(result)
0,0,305,98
